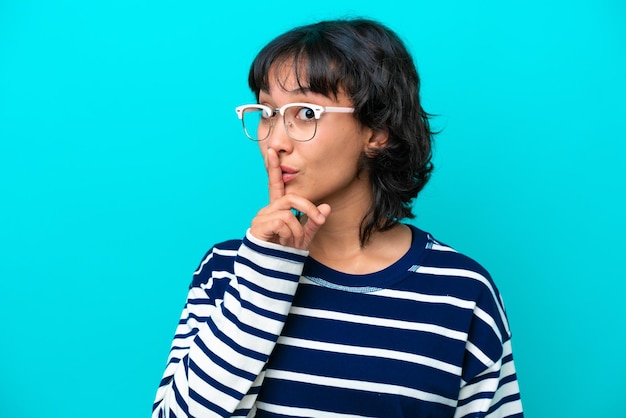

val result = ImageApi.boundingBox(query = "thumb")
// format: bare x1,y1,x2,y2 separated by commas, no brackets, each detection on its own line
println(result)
302,203,332,248
317,203,332,219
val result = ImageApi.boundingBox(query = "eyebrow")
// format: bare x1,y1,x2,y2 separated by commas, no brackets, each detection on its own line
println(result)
288,86,312,94
260,86,313,97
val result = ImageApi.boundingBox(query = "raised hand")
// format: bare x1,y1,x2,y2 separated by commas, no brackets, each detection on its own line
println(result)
250,148,331,250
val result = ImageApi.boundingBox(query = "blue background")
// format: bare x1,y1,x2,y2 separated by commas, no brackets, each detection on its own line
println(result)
1,1,624,416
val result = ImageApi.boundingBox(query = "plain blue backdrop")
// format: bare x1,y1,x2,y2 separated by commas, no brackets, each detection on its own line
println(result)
1,1,624,417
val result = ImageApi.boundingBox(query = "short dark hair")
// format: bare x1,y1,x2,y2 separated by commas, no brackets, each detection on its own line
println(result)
248,18,434,246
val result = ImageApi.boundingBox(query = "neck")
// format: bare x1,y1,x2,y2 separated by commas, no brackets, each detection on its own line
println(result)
307,201,412,275
308,179,371,250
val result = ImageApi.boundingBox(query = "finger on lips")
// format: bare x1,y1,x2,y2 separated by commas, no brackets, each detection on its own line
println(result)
266,149,285,202
253,149,330,249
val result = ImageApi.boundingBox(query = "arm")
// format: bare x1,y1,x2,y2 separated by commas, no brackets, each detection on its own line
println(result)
153,148,330,417
454,277,523,418
152,231,308,418
454,339,523,418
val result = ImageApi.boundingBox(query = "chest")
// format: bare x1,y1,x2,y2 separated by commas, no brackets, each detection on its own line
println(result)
255,282,472,417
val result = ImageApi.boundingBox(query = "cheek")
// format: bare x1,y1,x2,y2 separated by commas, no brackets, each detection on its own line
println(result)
311,141,363,177
319,122,365,151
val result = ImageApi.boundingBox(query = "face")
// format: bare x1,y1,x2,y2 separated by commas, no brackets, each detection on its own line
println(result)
257,66,380,209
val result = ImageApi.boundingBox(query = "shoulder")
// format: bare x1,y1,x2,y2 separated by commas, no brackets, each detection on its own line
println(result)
190,238,242,288
188,232,309,289
409,225,511,336
410,226,489,277
408,225,489,275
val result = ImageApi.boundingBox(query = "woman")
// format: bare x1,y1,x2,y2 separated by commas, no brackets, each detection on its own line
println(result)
153,18,523,417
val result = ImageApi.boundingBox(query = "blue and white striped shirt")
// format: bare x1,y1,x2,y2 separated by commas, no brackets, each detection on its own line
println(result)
153,225,523,417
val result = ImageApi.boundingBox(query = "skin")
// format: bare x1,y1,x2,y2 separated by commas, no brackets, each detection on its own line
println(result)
249,66,412,274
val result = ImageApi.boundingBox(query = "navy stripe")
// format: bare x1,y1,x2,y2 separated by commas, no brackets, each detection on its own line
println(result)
236,254,301,284
222,306,280,341
242,235,308,264
189,358,245,400
457,388,497,407
174,330,197,340
189,387,230,417
206,319,266,362
187,312,210,323
238,296,290,322
153,225,523,417
487,393,523,415
281,311,467,367
221,285,290,322
256,378,455,417
186,298,213,306
171,378,189,416
194,336,258,381
238,276,296,302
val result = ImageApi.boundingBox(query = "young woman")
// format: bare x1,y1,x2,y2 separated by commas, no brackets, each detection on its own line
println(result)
153,18,523,418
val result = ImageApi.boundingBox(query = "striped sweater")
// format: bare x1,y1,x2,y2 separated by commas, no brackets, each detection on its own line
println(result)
153,225,523,417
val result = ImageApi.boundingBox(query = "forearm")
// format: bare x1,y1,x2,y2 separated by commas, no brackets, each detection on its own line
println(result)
153,231,308,418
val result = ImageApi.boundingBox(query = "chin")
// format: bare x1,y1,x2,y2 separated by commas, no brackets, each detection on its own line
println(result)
285,184,321,204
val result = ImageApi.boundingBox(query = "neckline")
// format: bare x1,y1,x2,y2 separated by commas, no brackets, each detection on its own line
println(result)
302,224,430,289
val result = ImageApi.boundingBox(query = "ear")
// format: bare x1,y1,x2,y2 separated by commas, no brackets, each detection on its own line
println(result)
364,129,389,156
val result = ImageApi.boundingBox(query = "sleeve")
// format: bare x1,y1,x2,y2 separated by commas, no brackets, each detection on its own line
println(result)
454,339,523,418
454,277,524,418
152,230,309,418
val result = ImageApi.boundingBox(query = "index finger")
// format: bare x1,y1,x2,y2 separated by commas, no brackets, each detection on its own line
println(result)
266,148,285,202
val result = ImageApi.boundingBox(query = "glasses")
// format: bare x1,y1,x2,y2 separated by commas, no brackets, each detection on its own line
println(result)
235,102,355,142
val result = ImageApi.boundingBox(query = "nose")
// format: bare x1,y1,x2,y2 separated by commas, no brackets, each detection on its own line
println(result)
265,116,293,154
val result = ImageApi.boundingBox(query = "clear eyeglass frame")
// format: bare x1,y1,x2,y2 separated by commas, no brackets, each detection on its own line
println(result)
235,102,355,142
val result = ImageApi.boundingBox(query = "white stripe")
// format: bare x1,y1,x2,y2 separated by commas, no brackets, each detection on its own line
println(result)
255,401,375,418
278,336,462,376
213,294,283,353
375,288,476,310
466,340,494,367
485,397,523,418
235,263,300,295
193,248,238,275
454,396,494,417
199,270,236,290
237,247,305,276
456,377,522,417
214,247,238,257
456,341,521,416
189,330,265,395
188,365,240,414
193,252,214,275
489,380,522,412
431,243,458,252
244,229,309,257
265,369,457,407
290,306,468,341
235,276,296,315
219,289,293,341
474,306,503,342
377,286,503,344
416,266,510,335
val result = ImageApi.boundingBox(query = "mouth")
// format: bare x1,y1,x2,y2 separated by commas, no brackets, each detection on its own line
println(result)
280,165,298,184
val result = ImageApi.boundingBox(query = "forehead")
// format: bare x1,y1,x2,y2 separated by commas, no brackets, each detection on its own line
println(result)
261,60,348,104
264,60,310,94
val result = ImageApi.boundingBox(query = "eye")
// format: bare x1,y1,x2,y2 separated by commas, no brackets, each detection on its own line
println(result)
296,106,316,121
261,108,276,119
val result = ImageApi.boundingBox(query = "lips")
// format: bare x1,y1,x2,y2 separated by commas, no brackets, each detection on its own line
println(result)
280,165,298,184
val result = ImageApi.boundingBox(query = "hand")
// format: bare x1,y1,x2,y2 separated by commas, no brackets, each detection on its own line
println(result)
250,148,331,250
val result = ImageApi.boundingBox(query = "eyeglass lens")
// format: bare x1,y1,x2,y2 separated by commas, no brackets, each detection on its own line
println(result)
241,106,317,142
